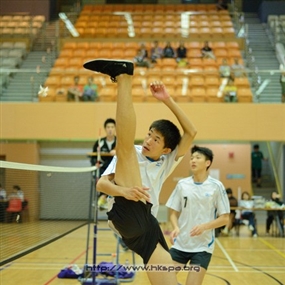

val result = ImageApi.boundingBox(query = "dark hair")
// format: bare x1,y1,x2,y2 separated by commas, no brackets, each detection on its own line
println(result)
13,185,21,190
241,191,250,199
253,144,259,149
149,119,181,151
191,145,214,169
104,118,116,128
226,188,233,195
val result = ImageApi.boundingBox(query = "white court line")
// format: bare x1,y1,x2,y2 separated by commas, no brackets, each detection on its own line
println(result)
216,238,239,272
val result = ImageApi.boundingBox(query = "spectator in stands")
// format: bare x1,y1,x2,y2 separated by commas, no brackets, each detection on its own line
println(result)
266,191,284,235
201,41,215,59
150,40,163,63
9,185,24,201
163,41,175,58
82,76,98,102
239,191,258,237
223,76,237,102
216,0,228,11
134,43,151,68
231,58,246,78
221,188,238,235
0,183,7,200
176,41,188,67
67,76,83,102
251,144,267,188
219,58,231,78
280,68,285,103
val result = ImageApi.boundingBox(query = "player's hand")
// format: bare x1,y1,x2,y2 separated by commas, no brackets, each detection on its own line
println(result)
149,81,170,101
170,228,180,245
109,149,116,156
190,224,206,237
123,186,150,203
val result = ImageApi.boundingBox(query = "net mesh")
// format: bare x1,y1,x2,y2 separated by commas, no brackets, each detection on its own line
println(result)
0,161,96,265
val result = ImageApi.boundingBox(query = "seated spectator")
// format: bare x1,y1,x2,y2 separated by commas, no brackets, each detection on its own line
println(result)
216,0,228,11
201,41,215,59
150,40,163,63
231,58,246,78
134,43,151,68
223,76,237,102
239,191,258,237
67,76,83,102
163,41,175,58
0,183,6,200
219,58,231,78
221,188,238,235
82,76,98,102
9,185,24,201
176,41,188,67
266,191,284,235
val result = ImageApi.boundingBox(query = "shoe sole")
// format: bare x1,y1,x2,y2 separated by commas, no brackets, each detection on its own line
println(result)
83,58,134,72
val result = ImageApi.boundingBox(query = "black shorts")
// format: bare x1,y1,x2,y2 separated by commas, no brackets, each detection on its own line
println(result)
169,248,212,270
107,196,169,264
252,167,262,178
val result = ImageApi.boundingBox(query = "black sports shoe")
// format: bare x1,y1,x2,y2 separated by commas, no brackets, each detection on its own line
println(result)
83,59,134,82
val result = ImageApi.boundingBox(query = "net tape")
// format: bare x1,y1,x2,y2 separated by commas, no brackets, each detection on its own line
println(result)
0,160,97,173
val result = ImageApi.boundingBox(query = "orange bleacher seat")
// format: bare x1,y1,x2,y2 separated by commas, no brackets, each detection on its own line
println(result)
211,21,222,28
212,42,226,49
93,27,106,38
204,66,219,76
190,87,207,102
174,86,191,102
38,87,55,102
237,88,253,103
99,86,116,102
161,58,177,68
188,28,200,38
124,48,137,59
54,58,69,68
73,48,86,58
222,27,235,37
64,68,78,76
189,58,203,67
62,42,77,50
188,49,202,58
186,42,202,49
83,28,96,37
234,77,250,88
60,49,73,58
226,41,240,49
69,58,83,68
132,87,146,102
111,49,125,58
86,49,99,58
45,75,60,89
215,48,228,58
205,76,220,87
49,67,63,76
199,27,211,38
132,76,147,88
60,76,74,88
206,87,223,102
228,49,242,59
97,50,111,58
190,75,205,86
211,27,224,38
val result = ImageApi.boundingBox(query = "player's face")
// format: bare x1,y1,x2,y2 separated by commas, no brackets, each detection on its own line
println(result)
141,128,169,160
105,123,116,137
190,151,210,173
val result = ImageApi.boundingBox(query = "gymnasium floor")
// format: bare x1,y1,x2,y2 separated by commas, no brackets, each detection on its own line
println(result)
0,221,284,285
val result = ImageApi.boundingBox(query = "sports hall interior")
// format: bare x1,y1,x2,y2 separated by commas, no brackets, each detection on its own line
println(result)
0,0,285,285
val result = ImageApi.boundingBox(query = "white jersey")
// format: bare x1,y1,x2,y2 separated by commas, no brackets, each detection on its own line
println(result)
102,145,182,217
166,176,230,254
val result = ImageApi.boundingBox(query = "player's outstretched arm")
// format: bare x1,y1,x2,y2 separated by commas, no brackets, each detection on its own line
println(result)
149,81,197,159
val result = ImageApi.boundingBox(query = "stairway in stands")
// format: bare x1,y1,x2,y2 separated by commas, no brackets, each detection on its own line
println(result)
244,13,281,103
1,22,57,102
